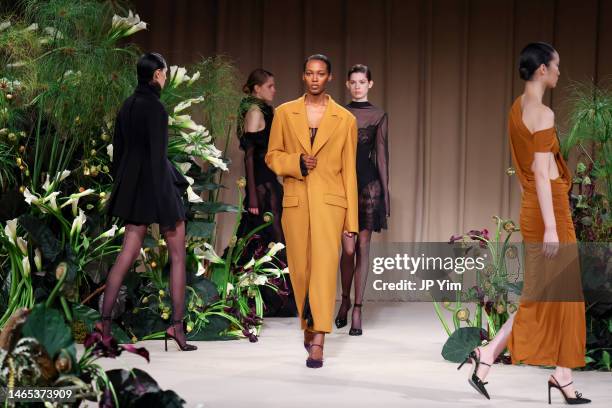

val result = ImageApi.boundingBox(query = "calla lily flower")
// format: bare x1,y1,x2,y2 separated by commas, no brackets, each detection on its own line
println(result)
42,175,51,191
110,10,147,39
23,188,40,205
22,256,30,277
70,209,87,237
100,224,118,239
226,282,234,295
194,243,224,264
61,188,95,216
43,191,60,211
106,144,113,161
124,21,147,36
206,156,228,171
178,162,192,173
34,248,42,272
186,186,203,203
16,237,27,255
0,21,11,31
173,96,204,113
23,23,38,32
4,218,17,244
187,71,200,85
169,66,188,87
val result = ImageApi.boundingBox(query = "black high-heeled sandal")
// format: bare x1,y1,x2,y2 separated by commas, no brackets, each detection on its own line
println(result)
94,315,112,337
548,375,591,405
348,304,362,336
335,294,351,329
165,320,197,352
457,348,491,400
306,344,324,368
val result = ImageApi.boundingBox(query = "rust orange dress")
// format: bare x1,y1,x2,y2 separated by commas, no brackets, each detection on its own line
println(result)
506,96,586,368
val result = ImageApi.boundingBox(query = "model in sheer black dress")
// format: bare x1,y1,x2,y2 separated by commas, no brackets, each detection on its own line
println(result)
335,64,390,336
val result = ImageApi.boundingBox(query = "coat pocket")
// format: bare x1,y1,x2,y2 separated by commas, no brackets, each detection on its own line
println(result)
282,195,299,207
323,193,348,208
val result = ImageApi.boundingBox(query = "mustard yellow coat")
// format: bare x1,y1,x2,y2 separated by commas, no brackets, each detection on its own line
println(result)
265,95,359,333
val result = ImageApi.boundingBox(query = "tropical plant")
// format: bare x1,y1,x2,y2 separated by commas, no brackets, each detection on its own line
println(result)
437,216,521,363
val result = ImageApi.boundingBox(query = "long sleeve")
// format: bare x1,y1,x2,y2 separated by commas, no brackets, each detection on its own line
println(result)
376,113,390,216
110,115,124,179
342,117,359,233
265,110,304,180
147,103,170,220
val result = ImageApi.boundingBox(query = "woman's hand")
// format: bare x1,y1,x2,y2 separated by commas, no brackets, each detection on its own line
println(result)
542,226,559,258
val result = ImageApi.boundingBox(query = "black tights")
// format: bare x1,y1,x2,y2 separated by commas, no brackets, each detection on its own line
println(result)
338,229,372,330
101,221,189,344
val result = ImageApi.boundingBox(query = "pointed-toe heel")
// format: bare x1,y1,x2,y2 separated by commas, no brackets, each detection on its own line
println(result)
548,376,591,405
348,304,362,336
165,320,198,352
334,295,351,329
457,349,491,400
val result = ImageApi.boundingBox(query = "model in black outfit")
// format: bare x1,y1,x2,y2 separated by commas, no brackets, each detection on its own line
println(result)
237,69,284,244
102,53,196,351
335,64,390,335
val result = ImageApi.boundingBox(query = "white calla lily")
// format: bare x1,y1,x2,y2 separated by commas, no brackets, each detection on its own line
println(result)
206,155,228,171
58,170,71,181
23,188,40,205
243,257,255,270
187,71,200,85
0,21,11,32
42,174,52,192
253,275,268,285
226,282,234,295
184,175,195,186
4,218,18,244
124,21,147,36
70,209,87,237
34,248,42,272
169,66,188,87
173,96,204,114
186,186,203,203
194,243,224,264
100,224,118,238
178,162,192,173
16,237,27,255
22,256,30,277
254,254,272,267
23,23,38,32
196,261,206,277
266,242,285,257
106,144,113,161
43,191,60,211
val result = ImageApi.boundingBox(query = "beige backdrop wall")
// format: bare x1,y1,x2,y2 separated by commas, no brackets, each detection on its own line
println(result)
132,0,612,246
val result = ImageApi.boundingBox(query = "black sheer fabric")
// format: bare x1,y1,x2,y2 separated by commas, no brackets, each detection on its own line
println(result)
346,101,390,232
237,99,284,244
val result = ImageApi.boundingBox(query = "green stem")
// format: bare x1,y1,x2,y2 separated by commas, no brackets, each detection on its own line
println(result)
60,296,73,322
433,300,452,336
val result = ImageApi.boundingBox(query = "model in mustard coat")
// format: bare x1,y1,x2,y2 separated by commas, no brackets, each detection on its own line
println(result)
265,92,359,334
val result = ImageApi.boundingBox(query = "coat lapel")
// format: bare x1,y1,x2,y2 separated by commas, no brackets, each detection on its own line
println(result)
288,96,312,154
312,96,340,156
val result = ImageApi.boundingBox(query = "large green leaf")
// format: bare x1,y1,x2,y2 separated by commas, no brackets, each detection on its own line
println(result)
186,221,215,238
188,276,220,305
441,327,485,363
187,315,233,341
22,304,73,359
18,214,62,262
106,368,185,407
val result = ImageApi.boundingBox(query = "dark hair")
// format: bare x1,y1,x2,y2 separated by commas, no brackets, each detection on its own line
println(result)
303,54,332,74
137,52,167,84
242,68,274,94
518,42,556,81
347,64,372,81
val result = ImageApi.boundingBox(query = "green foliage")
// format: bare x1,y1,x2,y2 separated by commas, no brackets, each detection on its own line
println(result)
21,303,73,359
442,327,485,363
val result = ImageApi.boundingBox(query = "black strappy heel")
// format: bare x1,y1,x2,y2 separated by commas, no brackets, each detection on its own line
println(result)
335,294,351,329
306,344,324,368
165,320,197,352
457,348,491,400
548,375,591,405
348,304,362,336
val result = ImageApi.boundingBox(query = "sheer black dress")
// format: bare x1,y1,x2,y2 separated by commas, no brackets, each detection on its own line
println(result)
345,101,390,232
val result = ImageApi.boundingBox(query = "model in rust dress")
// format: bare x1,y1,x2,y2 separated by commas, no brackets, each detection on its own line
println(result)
457,43,589,404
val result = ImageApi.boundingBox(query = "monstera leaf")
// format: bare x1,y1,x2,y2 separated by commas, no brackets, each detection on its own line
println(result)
22,304,73,359
441,327,486,363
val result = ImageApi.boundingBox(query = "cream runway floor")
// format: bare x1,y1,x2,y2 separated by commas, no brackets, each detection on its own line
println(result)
92,302,611,408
